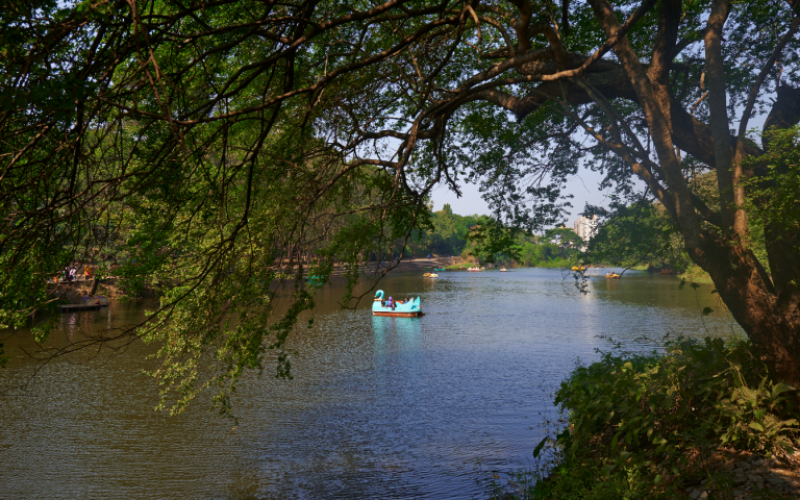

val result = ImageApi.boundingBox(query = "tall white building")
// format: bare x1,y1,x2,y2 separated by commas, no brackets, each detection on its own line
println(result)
573,215,599,243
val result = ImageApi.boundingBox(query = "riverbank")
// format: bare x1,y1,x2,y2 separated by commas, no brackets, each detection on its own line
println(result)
45,257,466,303
46,277,132,303
361,256,465,273
491,338,800,500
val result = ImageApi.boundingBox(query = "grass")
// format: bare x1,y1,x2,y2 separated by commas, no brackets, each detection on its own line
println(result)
679,264,714,284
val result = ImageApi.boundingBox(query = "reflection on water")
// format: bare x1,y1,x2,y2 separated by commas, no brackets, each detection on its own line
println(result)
372,316,423,354
0,269,742,500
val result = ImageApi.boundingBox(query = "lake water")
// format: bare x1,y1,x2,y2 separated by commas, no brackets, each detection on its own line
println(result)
0,269,742,499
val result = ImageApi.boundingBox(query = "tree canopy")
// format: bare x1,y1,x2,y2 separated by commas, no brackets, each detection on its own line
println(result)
2,0,800,406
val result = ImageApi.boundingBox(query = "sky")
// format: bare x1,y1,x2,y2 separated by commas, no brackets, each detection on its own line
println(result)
430,164,616,226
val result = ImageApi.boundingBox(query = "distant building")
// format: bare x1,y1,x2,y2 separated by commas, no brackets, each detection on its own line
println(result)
573,215,599,243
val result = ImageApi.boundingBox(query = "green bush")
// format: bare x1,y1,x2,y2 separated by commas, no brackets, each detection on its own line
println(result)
490,338,799,500
554,338,798,478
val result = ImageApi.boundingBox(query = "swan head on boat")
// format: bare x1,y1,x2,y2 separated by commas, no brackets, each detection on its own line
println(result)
374,290,385,301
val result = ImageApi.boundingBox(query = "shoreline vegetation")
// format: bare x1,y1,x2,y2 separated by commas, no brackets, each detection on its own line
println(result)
46,202,720,308
41,203,591,305
46,257,704,306
489,338,800,500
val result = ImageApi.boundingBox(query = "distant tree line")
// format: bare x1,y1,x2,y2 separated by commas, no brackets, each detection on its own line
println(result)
402,204,583,267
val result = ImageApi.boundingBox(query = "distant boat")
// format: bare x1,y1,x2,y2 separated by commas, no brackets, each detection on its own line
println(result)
467,267,484,272
423,273,439,278
571,265,586,271
305,275,325,287
500,268,507,272
605,273,621,279
372,290,423,317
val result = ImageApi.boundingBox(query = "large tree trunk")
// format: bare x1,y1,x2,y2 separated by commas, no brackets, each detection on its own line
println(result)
588,0,800,385
690,230,800,387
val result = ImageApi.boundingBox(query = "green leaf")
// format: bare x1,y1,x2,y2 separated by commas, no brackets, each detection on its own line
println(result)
772,382,796,398
749,422,765,432
777,439,795,453
533,436,548,458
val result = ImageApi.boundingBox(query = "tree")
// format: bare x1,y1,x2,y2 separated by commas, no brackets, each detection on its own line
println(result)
2,0,800,402
587,201,689,273
0,0,452,412
333,0,800,386
544,227,584,253
464,215,521,263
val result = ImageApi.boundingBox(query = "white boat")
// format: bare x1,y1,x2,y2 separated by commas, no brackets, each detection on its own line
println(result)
467,267,484,272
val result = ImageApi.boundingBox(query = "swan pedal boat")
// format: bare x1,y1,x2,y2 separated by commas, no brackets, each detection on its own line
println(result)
373,290,423,317
605,273,621,279
423,272,438,278
467,267,484,272
571,266,586,271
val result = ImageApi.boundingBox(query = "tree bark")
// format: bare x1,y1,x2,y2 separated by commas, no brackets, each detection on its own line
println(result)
588,0,701,248
704,0,747,235
690,230,800,387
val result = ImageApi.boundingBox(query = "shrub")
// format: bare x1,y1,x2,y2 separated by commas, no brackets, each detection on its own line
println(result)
553,338,798,480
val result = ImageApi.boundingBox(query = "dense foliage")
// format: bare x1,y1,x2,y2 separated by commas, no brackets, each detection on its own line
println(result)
514,227,584,268
493,338,799,499
557,339,798,464
2,0,800,406
398,204,584,266
586,202,690,273
405,204,481,257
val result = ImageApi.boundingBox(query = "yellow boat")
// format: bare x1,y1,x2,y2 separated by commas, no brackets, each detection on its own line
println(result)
423,273,438,278
571,265,586,272
605,273,621,279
